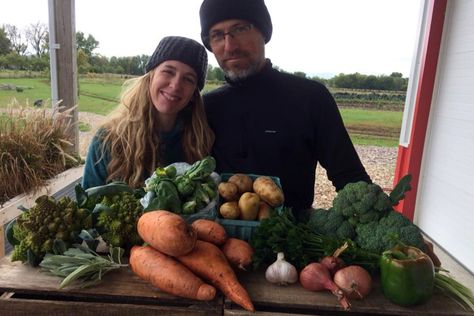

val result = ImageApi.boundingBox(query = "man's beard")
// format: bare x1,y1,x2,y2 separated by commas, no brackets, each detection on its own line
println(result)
219,51,262,81
222,62,260,81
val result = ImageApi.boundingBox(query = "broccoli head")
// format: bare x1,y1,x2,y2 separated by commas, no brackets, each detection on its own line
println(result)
355,210,426,254
308,208,356,240
332,181,392,227
11,195,91,265
95,192,144,250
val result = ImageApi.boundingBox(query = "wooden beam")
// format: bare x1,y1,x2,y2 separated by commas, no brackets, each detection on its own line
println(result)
49,0,79,153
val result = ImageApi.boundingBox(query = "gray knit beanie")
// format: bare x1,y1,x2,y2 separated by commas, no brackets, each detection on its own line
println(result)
199,0,273,51
145,36,208,90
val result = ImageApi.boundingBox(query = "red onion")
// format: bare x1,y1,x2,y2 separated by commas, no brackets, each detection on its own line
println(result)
320,256,345,276
299,262,351,310
333,265,372,300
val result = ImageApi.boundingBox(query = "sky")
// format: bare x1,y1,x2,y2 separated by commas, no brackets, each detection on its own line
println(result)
0,0,423,78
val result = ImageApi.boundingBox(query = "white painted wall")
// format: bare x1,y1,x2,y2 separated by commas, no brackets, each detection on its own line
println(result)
415,0,474,273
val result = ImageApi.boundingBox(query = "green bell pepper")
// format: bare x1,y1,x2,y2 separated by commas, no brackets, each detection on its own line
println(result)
380,245,435,306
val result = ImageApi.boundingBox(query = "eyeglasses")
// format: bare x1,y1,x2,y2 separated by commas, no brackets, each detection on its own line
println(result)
208,24,253,46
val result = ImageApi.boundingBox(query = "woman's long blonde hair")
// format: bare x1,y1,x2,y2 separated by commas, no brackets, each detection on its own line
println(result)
98,70,214,188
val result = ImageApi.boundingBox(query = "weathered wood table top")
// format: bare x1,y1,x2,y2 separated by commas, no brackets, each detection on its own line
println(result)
0,256,222,315
227,269,474,316
1,256,473,316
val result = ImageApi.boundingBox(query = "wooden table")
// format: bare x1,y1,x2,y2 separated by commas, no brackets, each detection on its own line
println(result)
225,269,474,316
0,257,223,315
1,257,473,316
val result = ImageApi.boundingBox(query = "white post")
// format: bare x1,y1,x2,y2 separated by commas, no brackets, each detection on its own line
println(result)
48,0,59,111
399,0,428,147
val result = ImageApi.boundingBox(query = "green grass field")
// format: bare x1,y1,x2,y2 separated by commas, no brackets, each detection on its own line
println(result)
0,75,402,147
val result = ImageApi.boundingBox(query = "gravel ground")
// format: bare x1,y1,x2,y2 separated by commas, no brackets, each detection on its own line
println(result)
79,112,398,209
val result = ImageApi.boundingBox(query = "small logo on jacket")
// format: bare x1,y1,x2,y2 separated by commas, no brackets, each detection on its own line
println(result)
264,130,277,134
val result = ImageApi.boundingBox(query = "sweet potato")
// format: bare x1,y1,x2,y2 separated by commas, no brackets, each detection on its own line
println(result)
176,240,255,312
129,245,216,301
192,219,228,246
253,176,284,207
137,210,196,256
221,238,254,270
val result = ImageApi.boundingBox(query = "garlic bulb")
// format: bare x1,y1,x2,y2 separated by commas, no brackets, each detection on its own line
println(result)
265,252,298,285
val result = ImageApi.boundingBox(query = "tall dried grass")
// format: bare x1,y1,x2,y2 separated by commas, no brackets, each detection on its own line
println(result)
1,102,81,205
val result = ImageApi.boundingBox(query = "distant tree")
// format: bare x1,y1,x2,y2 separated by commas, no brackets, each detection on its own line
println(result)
89,54,109,73
0,26,12,55
77,49,91,73
29,55,49,71
76,31,99,57
0,52,27,70
136,54,149,74
207,64,225,81
364,75,378,89
310,75,328,85
330,72,408,91
26,22,48,57
5,24,28,55
293,71,307,78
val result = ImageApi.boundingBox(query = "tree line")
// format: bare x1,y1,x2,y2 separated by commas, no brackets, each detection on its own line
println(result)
1,23,408,91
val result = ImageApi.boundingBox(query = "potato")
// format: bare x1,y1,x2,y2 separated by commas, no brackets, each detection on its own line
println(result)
257,201,272,220
228,173,253,194
253,176,284,207
238,192,260,221
219,201,240,219
218,182,239,201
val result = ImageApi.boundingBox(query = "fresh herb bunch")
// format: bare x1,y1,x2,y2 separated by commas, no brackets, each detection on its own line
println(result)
39,245,127,289
250,208,380,271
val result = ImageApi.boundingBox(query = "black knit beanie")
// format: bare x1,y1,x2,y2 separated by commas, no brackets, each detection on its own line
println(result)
145,36,208,90
199,0,273,51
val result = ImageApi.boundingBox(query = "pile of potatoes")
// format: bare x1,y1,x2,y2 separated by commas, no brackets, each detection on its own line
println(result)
218,173,285,221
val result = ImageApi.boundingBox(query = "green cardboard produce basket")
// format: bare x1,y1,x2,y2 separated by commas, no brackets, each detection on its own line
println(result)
216,173,283,241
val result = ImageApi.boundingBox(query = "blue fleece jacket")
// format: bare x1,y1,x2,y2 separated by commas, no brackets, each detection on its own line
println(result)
82,122,185,189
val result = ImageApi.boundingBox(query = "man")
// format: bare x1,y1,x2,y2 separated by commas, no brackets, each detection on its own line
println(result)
199,0,371,219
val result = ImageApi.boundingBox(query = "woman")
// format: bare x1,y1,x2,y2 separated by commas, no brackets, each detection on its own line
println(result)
82,36,214,189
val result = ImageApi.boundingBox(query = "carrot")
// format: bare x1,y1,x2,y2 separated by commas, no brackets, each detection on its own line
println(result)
137,210,197,256
221,238,254,271
176,240,255,312
129,245,216,301
191,219,228,246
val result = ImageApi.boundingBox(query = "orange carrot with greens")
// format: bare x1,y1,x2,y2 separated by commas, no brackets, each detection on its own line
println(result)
176,240,255,312
129,245,216,301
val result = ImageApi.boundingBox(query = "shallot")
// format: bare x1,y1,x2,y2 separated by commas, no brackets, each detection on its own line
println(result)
320,242,348,276
320,255,345,276
333,265,372,300
299,262,351,310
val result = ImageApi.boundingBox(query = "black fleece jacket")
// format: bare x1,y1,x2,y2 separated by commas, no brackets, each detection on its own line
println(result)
204,60,370,212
